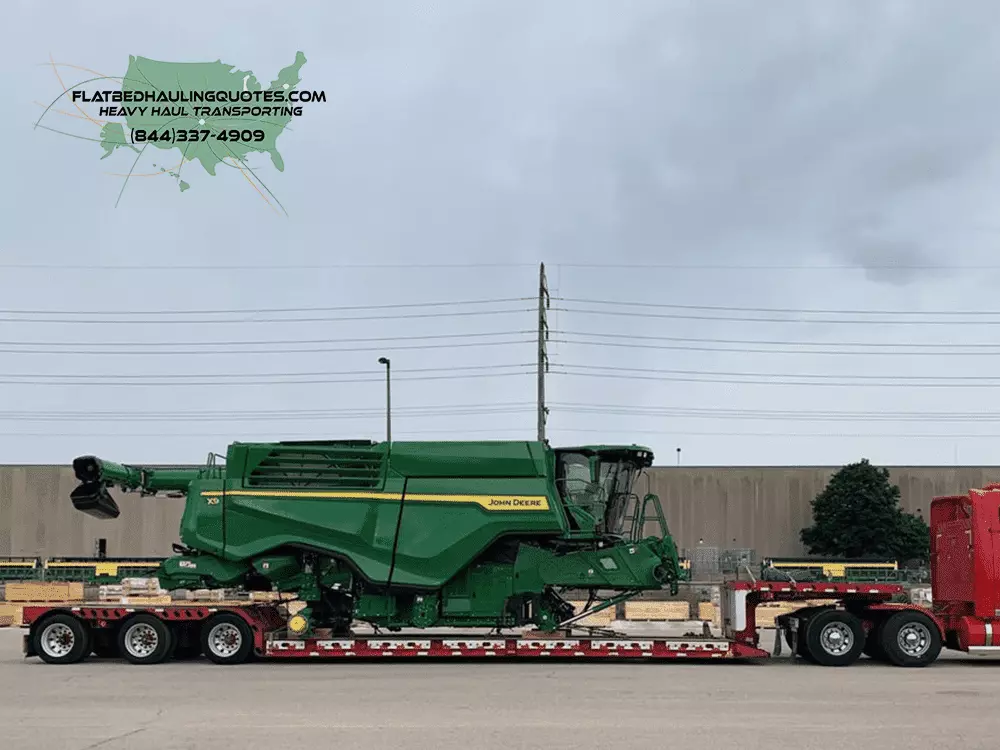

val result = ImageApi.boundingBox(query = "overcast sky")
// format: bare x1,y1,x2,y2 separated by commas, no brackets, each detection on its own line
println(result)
4,0,1000,467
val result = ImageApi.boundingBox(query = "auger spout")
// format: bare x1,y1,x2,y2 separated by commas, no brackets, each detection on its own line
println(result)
70,455,209,520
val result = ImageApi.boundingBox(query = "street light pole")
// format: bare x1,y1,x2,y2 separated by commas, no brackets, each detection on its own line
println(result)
378,357,391,444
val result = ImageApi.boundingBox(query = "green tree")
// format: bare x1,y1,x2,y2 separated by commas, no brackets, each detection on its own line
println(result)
800,459,929,563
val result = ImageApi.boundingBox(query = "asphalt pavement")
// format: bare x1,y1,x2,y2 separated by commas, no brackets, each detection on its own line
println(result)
1,627,998,750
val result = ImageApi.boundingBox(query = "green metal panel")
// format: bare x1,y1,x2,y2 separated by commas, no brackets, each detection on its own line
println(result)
178,478,225,557
388,476,563,588
385,440,548,479
218,473,407,583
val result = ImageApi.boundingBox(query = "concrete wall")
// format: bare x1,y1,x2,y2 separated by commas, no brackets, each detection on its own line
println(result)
648,465,1000,555
0,466,183,559
2,464,999,559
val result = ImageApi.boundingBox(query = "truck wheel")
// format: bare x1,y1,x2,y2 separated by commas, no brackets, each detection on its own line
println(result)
803,609,865,667
33,614,91,665
878,611,941,667
118,614,173,665
201,613,254,665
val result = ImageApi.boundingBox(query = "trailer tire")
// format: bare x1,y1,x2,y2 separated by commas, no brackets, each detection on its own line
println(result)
118,614,173,665
201,613,253,665
33,614,90,665
878,610,941,668
787,607,829,662
803,609,865,667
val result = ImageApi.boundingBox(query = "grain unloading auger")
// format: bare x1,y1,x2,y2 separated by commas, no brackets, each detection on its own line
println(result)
70,439,682,637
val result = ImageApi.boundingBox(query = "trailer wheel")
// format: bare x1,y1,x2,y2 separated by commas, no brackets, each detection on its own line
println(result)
878,611,941,667
803,609,865,667
201,613,253,665
118,614,173,665
33,614,90,665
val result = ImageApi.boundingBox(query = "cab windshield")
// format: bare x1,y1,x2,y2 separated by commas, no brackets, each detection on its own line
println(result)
555,450,642,536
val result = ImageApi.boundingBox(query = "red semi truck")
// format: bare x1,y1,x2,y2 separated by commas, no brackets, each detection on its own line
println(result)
16,484,1000,668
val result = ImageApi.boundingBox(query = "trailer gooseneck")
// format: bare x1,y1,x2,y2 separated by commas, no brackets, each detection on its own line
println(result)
18,441,1000,668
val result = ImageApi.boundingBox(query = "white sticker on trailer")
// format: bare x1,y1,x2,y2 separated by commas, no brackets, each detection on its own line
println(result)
591,641,653,650
442,640,508,650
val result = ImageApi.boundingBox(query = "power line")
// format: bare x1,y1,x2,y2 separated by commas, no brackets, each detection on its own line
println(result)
556,363,1000,382
548,403,1000,422
551,337,1000,357
0,338,534,356
4,261,1000,271
553,262,1000,270
0,371,534,387
5,329,993,356
0,363,532,381
554,330,1000,349
556,297,1000,316
550,370,1000,388
0,307,534,325
3,427,998,440
545,427,1000,439
7,402,1000,424
0,297,532,316
0,401,532,417
0,330,531,348
0,427,537,438
0,406,537,423
7,295,996,320
0,262,539,271
553,306,1000,326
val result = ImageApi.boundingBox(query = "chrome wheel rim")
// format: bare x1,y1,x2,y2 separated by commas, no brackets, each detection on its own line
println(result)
41,623,75,658
124,623,160,658
207,622,242,658
897,622,931,657
819,622,854,655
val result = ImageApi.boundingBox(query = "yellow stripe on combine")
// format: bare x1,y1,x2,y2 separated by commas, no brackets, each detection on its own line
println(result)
200,489,550,511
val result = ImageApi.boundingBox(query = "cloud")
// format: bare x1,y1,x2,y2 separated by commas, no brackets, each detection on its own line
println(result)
4,1,1000,465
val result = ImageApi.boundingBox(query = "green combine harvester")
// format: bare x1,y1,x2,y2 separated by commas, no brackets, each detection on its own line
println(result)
70,439,682,636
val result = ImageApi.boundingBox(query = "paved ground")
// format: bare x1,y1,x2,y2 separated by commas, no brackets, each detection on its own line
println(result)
1,627,998,750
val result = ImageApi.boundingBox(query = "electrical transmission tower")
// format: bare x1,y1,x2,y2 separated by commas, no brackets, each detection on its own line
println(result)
536,262,551,442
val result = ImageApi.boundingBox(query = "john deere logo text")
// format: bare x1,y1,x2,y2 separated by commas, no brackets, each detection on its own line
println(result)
488,497,543,508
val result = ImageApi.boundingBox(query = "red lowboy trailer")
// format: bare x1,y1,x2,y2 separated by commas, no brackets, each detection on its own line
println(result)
17,485,1000,668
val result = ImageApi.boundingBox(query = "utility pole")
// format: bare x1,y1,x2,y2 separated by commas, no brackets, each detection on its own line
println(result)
536,262,551,442
378,357,391,443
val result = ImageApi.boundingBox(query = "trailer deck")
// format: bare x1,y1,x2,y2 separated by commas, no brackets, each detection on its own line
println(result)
18,579,952,667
